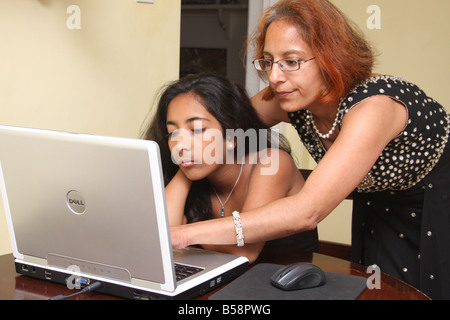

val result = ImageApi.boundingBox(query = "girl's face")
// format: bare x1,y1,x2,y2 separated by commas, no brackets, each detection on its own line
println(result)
166,92,227,180
263,19,327,112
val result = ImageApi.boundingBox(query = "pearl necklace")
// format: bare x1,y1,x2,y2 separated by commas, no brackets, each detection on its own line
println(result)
213,163,244,218
310,109,340,139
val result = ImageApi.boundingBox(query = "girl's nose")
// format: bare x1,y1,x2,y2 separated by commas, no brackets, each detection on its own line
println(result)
170,130,192,163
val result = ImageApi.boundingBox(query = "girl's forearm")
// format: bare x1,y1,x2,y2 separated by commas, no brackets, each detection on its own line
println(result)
165,170,192,226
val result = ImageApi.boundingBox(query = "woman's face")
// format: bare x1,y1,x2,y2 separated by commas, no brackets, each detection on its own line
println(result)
166,92,226,180
263,19,327,112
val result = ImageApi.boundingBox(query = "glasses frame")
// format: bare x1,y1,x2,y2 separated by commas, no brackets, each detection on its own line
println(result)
252,57,316,72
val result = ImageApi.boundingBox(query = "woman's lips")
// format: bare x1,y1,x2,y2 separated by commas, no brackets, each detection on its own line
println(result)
275,90,294,99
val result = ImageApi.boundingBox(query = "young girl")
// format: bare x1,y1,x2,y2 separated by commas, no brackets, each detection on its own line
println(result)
143,73,318,263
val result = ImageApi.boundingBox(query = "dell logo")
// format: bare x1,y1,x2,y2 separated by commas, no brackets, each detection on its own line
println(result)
68,198,85,206
66,190,86,215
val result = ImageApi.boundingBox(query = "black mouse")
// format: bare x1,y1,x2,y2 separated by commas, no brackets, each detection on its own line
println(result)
270,262,326,291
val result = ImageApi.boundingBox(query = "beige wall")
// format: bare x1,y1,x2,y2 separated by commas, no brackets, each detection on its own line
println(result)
289,0,450,245
0,0,181,255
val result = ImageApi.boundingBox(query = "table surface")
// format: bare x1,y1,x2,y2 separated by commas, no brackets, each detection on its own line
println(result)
0,248,430,300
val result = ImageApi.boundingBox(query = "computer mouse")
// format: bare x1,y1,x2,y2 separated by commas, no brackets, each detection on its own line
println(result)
270,262,326,291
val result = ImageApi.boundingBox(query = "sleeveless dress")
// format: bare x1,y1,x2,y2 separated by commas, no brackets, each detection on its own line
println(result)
287,75,450,299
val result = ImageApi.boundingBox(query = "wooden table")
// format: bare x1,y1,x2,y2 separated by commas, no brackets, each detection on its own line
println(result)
244,246,430,300
0,249,429,300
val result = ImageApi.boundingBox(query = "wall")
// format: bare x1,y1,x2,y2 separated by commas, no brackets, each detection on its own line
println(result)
0,0,181,255
287,0,450,245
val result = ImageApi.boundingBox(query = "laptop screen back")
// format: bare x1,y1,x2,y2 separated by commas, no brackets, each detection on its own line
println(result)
0,126,174,288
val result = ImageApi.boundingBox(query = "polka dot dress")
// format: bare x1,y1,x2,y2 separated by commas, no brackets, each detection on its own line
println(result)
289,75,449,192
341,75,449,192
288,75,450,299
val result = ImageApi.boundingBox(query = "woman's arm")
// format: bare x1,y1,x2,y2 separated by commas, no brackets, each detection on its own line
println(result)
165,169,191,226
171,96,407,249
251,87,289,126
200,150,304,263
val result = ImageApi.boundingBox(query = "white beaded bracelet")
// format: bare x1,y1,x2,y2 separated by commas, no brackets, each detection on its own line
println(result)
232,211,244,247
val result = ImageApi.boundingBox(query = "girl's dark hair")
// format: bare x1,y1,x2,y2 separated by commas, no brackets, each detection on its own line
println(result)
142,73,291,223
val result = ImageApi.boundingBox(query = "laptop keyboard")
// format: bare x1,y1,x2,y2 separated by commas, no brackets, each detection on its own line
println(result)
174,263,204,282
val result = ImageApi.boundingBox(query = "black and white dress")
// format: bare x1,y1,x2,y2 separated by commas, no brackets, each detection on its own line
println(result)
288,75,450,299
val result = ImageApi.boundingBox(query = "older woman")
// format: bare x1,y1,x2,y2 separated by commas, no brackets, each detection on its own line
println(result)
170,0,449,299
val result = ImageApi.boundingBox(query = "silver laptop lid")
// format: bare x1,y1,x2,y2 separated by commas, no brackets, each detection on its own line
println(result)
0,125,176,291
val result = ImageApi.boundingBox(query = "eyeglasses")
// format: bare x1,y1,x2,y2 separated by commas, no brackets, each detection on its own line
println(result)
252,57,316,72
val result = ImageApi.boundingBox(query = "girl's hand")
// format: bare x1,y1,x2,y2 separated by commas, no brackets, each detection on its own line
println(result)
170,224,190,250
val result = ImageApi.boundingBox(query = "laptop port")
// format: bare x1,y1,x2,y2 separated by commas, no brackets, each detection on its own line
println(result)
44,270,52,280
79,277,90,286
20,264,37,273
133,290,151,300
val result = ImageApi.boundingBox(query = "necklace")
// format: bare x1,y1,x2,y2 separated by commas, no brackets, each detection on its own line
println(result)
213,163,244,217
310,108,340,139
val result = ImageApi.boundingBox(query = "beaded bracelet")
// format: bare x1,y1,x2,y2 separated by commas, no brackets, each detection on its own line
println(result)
232,211,244,247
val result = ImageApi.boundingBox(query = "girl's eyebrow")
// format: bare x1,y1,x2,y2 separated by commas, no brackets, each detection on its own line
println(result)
166,117,211,126
186,117,211,124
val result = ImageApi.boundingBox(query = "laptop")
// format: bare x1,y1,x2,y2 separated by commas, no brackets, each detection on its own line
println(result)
0,125,248,300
